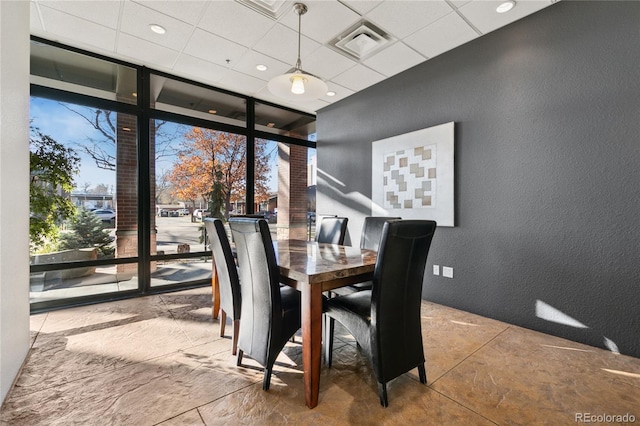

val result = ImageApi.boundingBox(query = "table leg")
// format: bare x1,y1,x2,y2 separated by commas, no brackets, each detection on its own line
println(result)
301,282,323,409
211,262,220,320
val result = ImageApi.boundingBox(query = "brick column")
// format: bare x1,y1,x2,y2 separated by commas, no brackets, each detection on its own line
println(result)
115,114,157,273
277,143,308,240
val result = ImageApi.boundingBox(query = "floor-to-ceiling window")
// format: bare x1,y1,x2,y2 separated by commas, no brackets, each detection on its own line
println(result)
29,38,316,312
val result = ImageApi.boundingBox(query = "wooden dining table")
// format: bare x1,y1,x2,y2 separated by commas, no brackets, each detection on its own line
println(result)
210,238,377,409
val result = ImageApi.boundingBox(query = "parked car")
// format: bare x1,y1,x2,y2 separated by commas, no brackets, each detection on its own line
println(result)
93,209,115,222
193,209,210,220
169,210,180,217
158,209,168,217
177,208,190,216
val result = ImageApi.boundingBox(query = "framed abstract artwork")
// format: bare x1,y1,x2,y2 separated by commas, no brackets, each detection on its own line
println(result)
371,122,455,226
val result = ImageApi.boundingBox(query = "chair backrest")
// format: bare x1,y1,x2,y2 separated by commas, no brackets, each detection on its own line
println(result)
370,220,436,382
204,218,241,319
360,216,402,251
316,216,348,245
228,217,281,366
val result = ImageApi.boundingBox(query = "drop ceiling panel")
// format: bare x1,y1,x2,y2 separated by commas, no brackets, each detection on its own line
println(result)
198,1,277,48
252,23,320,64
117,33,180,69
172,53,230,85
278,1,362,44
232,50,291,80
132,0,208,26
301,46,357,80
339,0,383,16
332,63,385,92
121,1,195,51
183,28,249,67
38,6,117,52
38,0,121,29
363,41,425,77
459,0,554,34
30,0,558,114
404,12,478,59
365,0,453,39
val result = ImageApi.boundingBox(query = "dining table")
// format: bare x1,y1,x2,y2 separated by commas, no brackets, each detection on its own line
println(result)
274,239,377,408
210,238,377,409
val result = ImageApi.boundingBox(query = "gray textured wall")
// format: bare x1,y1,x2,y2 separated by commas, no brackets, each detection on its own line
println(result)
317,1,640,357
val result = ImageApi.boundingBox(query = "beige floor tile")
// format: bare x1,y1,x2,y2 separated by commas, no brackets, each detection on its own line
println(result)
1,340,257,426
431,326,640,425
157,409,205,425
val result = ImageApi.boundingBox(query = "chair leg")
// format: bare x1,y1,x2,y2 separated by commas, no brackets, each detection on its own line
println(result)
232,319,240,356
219,310,227,337
263,366,272,391
324,315,335,367
378,382,388,407
236,349,243,366
418,363,427,384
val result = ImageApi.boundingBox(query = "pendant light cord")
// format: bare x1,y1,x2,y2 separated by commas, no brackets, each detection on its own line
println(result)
295,5,302,71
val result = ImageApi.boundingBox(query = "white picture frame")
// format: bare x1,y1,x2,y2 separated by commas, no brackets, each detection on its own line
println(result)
371,122,455,226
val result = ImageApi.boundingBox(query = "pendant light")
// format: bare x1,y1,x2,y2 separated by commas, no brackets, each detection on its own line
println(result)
268,3,328,101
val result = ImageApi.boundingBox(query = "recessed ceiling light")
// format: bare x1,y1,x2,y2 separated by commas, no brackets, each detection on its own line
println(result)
122,127,132,132
496,1,515,13
266,122,275,128
132,92,137,97
327,91,336,97
149,24,166,35
208,109,217,114
256,64,268,71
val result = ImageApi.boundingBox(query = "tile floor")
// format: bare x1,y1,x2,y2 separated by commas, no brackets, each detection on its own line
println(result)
1,286,638,425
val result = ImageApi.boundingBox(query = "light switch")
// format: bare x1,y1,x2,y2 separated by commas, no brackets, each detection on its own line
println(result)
443,266,453,278
433,265,440,275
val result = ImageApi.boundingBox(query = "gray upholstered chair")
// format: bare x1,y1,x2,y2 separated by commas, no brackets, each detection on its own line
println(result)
323,219,437,407
228,217,301,391
315,216,348,245
204,218,241,355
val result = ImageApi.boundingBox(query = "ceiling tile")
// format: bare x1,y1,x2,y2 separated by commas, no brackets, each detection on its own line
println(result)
198,1,277,48
301,46,357,80
450,0,472,9
339,0,383,16
363,41,425,77
218,70,267,95
173,53,231,86
232,50,291,81
120,1,195,51
458,0,554,34
331,64,385,92
253,23,320,65
321,82,355,103
365,0,453,39
131,0,208,26
278,1,362,44
38,0,121,29
183,28,249,68
38,6,117,52
117,32,180,69
404,12,478,59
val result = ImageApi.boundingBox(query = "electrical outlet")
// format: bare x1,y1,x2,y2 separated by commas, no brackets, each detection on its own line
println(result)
433,265,440,275
443,266,454,278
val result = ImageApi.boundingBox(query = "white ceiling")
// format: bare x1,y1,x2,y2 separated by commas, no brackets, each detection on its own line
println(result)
30,0,557,114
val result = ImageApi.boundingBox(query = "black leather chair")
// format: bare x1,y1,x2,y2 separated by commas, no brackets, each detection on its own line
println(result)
323,219,437,407
316,216,348,245
331,216,401,296
204,218,241,355
228,217,301,391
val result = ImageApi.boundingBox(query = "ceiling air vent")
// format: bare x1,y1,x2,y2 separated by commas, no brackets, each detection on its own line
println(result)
235,0,293,20
330,21,393,61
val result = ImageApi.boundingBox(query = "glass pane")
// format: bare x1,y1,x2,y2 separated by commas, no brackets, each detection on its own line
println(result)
150,74,247,127
255,139,316,240
30,97,140,305
30,41,137,105
151,121,247,287
255,102,316,140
